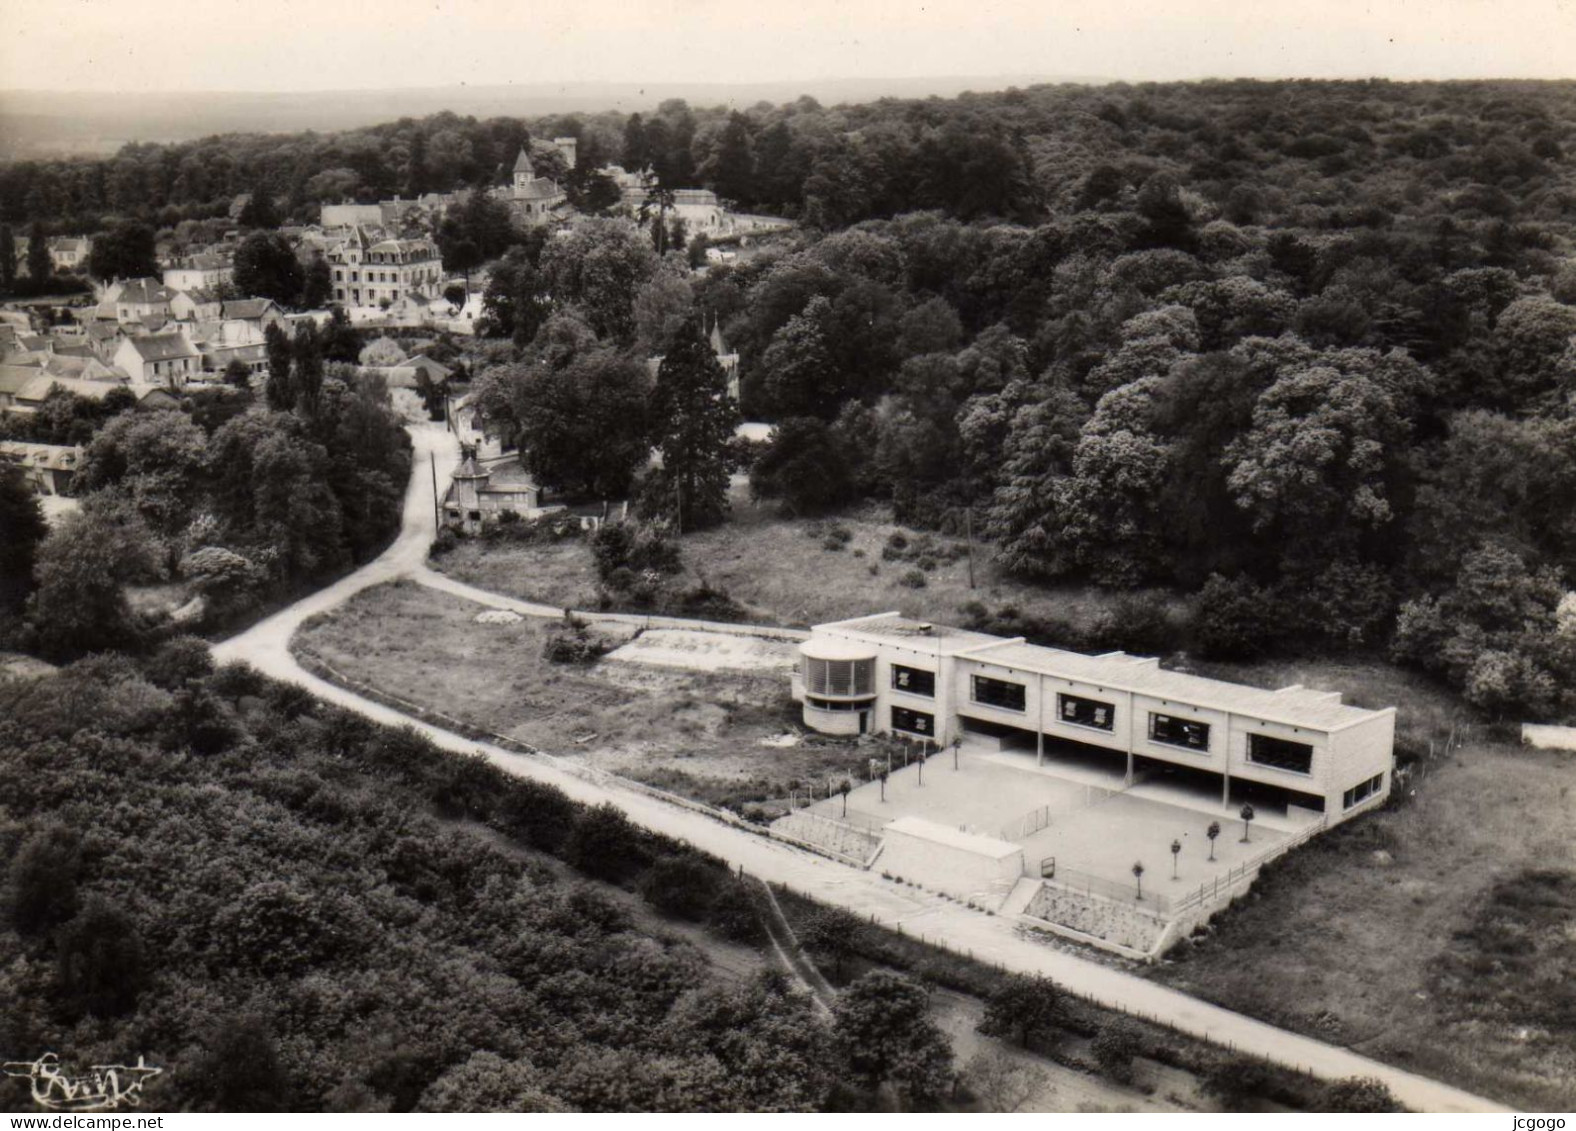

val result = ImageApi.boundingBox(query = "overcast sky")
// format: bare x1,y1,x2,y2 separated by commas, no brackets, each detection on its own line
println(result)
4,0,1574,92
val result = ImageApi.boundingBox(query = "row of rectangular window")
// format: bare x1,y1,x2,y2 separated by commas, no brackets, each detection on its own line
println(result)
1342,772,1384,809
965,676,1316,770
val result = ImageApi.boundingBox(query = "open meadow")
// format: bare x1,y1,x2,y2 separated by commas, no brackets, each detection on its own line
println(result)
429,485,1159,633
1153,736,1576,1112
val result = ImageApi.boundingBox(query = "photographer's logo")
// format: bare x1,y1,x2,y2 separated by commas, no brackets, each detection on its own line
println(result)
3,1053,163,1111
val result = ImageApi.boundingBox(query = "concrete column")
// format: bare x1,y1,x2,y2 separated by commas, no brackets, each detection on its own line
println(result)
1125,750,1134,786
1036,673,1044,766
1222,769,1231,806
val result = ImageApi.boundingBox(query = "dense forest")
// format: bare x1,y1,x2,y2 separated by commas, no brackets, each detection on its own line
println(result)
0,649,850,1112
6,79,1576,717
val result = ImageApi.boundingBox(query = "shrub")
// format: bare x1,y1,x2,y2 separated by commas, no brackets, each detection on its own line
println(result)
493,778,578,854
1091,1017,1142,1083
1193,573,1284,659
430,527,458,557
708,879,766,945
564,803,648,881
899,568,928,589
639,854,721,920
980,973,1062,1049
55,896,146,1018
542,615,616,664
1201,1054,1281,1110
6,823,82,936
143,635,215,690
1319,1077,1404,1113
591,521,680,582
1090,592,1186,655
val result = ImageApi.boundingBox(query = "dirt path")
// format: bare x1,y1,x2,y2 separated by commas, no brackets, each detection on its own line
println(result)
210,425,1509,1116
752,879,837,1015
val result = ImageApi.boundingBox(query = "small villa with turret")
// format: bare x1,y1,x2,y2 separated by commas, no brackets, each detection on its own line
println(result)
504,148,567,223
441,444,542,534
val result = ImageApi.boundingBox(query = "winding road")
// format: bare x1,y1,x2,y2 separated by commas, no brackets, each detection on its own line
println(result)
212,422,1506,1115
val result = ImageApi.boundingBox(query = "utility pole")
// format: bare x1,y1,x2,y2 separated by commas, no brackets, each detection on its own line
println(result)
430,452,440,533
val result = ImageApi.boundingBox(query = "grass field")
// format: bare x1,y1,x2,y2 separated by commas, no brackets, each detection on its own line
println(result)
1153,737,1576,1111
431,484,1150,632
291,579,870,812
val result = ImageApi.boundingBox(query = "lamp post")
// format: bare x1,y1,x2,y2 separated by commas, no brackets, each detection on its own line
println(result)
1171,838,1182,880
916,748,927,787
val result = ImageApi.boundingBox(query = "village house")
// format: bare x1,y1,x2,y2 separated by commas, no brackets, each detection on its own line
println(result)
48,237,92,274
326,228,444,308
169,287,224,323
219,298,289,335
113,331,202,388
100,278,178,326
442,445,542,535
163,251,234,292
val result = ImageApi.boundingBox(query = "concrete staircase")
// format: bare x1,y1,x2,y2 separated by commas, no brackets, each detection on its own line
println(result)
998,875,1044,916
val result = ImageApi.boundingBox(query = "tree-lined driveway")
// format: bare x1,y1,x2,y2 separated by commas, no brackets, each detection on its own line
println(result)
212,426,1505,1115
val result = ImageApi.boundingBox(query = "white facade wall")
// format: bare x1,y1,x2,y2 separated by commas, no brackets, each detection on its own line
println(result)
879,819,1024,902
1326,711,1396,815
803,621,1395,827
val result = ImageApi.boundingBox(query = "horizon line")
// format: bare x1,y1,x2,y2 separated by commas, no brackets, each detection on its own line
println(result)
3,73,1573,100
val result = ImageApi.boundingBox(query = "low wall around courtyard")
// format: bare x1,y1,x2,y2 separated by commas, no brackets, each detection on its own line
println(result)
1024,880,1172,955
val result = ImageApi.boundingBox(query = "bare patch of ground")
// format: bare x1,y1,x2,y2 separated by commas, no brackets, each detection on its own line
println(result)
291,579,872,812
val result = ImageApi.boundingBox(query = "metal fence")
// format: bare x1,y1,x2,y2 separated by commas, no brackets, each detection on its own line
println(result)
1038,861,1181,915
1026,812,1333,919
997,780,1123,842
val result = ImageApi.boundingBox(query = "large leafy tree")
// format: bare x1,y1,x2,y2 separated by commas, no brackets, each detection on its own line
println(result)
25,496,162,660
646,315,740,530
0,224,16,292
748,416,855,516
1224,356,1411,575
25,220,50,284
480,316,651,500
986,382,1087,577
233,232,304,307
0,464,47,613
832,971,954,1100
75,408,210,536
539,218,660,345
1409,411,1576,585
88,221,157,281
237,186,282,229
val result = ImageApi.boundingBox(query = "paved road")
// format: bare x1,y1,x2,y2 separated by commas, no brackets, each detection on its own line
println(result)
212,426,1507,1115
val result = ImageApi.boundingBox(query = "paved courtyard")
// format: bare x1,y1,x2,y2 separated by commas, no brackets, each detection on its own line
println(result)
807,742,1291,897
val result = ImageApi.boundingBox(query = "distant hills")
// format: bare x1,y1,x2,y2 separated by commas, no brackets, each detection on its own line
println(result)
0,76,1103,159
